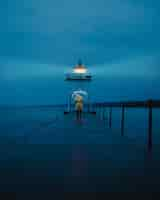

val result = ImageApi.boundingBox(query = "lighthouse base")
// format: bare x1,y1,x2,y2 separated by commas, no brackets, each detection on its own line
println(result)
65,73,92,81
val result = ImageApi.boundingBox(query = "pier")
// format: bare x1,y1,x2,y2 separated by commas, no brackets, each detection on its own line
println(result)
93,99,160,153
0,99,160,193
64,99,160,153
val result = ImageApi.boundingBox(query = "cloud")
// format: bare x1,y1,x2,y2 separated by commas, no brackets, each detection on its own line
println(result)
0,0,159,65
0,60,67,80
4,0,156,33
92,53,160,78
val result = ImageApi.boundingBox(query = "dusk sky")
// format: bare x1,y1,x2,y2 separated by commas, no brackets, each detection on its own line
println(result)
0,0,159,64
0,0,160,104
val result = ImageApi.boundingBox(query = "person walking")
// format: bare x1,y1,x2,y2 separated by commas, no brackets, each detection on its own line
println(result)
75,94,83,120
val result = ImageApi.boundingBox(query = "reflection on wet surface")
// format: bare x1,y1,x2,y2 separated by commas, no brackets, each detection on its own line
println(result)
0,108,160,193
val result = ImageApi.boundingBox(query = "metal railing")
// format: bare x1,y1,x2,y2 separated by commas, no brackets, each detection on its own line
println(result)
1,99,160,153
90,99,160,153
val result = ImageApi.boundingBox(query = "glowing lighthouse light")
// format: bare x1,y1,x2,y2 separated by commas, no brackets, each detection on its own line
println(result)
65,59,92,80
73,60,87,74
73,67,87,74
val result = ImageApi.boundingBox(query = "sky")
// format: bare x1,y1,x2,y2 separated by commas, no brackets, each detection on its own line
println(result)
0,0,159,65
0,0,160,104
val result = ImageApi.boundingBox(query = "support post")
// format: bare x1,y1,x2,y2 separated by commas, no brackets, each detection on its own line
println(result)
87,95,90,113
101,105,104,120
147,99,153,153
100,105,102,118
121,105,125,136
103,107,105,120
109,107,112,128
100,105,102,119
93,104,95,113
88,103,90,113
95,105,97,114
69,94,72,113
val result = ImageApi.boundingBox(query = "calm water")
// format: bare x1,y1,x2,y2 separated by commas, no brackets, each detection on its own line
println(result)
1,65,160,105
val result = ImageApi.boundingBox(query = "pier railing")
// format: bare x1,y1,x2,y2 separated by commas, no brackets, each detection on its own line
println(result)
90,99,160,153
2,99,160,153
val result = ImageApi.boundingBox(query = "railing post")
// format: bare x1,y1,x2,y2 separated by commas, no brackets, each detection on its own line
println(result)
121,105,125,136
95,105,97,114
69,94,72,113
100,105,103,120
93,104,95,113
97,105,99,116
109,106,112,128
87,102,90,113
103,106,105,120
92,104,94,112
147,99,153,153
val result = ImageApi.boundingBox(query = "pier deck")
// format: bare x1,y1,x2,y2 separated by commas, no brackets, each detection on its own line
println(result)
0,106,160,195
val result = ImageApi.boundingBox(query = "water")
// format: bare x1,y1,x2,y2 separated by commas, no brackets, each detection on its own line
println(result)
1,63,160,105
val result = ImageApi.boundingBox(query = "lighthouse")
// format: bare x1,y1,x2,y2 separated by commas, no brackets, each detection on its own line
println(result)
65,59,92,81
73,59,87,74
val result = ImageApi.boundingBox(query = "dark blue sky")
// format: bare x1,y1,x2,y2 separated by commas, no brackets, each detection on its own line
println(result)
0,0,160,105
0,0,159,65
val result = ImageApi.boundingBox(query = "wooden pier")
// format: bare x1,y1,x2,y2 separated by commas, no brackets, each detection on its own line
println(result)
64,99,160,153
91,99,160,153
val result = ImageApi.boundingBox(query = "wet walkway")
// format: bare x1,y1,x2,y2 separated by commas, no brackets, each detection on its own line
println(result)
0,109,160,194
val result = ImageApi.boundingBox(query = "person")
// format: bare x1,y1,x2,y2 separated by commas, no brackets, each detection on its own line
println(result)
75,94,83,120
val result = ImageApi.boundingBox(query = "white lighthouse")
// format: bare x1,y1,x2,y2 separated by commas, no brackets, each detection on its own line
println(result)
65,60,92,81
